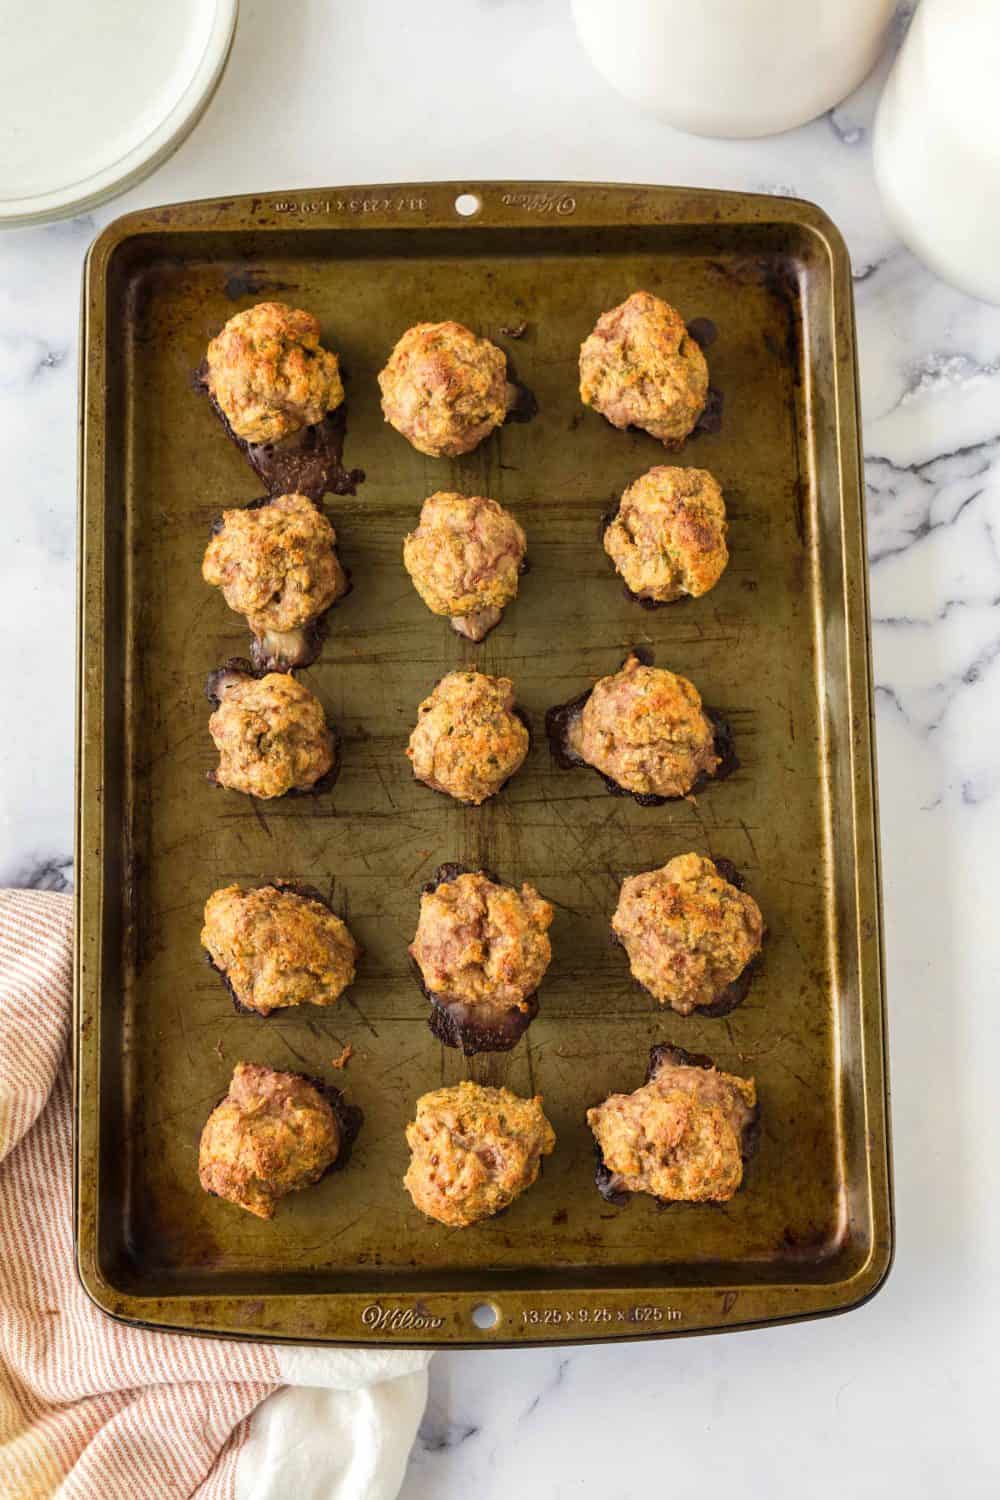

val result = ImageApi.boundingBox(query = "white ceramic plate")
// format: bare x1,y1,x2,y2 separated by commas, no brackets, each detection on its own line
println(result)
0,0,237,227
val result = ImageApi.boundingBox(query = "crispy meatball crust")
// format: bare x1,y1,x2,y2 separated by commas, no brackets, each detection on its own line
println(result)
202,493,347,633
404,1081,556,1228
579,291,708,448
612,854,764,1014
566,653,719,798
588,1051,756,1204
204,302,344,445
208,672,335,798
403,492,526,640
605,466,728,603
410,870,553,1011
407,670,528,805
202,884,360,1015
199,1062,340,1219
378,322,509,458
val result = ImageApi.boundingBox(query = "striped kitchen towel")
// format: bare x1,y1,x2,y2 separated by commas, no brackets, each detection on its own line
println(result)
0,890,428,1500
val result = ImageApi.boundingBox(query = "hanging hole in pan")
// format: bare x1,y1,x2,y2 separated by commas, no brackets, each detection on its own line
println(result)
471,1300,500,1330
455,192,482,218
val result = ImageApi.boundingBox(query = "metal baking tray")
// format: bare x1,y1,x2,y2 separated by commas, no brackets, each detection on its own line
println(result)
76,182,892,1347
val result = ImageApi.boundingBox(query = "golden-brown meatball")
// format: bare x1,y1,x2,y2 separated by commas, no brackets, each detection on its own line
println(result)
404,1081,555,1228
204,302,344,445
612,854,764,1014
378,321,510,458
588,1046,757,1205
403,492,526,641
199,1062,341,1219
604,467,728,603
208,669,335,798
407,670,528,805
410,867,553,1051
556,653,719,799
202,884,361,1015
579,291,708,448
202,493,348,668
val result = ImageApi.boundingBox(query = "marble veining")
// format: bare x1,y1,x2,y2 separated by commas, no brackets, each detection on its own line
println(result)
1,2,996,1495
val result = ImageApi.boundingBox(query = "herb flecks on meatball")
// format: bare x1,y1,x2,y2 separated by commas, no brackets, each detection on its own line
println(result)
579,291,708,448
588,1046,757,1205
199,1062,341,1219
550,652,720,801
407,670,528,805
605,466,728,603
403,491,526,642
410,867,553,1053
404,1081,556,1228
378,321,511,458
207,668,336,799
204,302,344,446
202,493,348,669
202,884,360,1016
612,854,764,1015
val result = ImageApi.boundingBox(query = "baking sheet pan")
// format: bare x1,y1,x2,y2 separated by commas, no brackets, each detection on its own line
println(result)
76,182,892,1346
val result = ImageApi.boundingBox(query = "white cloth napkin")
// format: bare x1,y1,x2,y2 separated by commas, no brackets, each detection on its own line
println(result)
0,889,429,1500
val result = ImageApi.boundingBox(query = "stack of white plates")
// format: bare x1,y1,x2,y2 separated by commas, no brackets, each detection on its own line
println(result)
0,0,238,227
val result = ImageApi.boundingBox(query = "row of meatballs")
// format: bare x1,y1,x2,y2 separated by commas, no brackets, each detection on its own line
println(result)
197,861,762,1227
200,1053,757,1230
204,652,732,806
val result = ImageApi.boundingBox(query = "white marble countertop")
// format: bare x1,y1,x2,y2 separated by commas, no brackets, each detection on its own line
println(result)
3,2,996,1493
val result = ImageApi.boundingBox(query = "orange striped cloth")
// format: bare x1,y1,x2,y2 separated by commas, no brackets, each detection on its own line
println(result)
0,891,427,1500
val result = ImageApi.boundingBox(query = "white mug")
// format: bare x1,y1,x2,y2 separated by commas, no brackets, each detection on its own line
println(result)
874,0,1000,306
571,0,897,138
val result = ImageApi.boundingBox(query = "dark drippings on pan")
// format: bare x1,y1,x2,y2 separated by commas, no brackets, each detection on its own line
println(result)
204,657,257,707
694,385,724,436
499,320,528,339
195,362,364,500
686,317,717,349
503,356,539,425
414,862,539,1056
310,1077,364,1177
223,268,292,302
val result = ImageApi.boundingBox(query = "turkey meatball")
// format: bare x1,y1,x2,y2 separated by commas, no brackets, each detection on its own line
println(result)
202,493,349,669
604,466,728,604
202,883,361,1015
588,1044,757,1206
407,670,528,805
199,1062,343,1219
410,865,553,1053
378,321,511,457
579,291,708,448
546,652,722,802
207,667,336,798
204,302,344,446
404,1081,555,1228
403,491,526,641
612,854,764,1015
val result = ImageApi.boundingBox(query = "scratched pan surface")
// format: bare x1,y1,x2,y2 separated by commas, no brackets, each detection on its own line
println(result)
76,183,892,1347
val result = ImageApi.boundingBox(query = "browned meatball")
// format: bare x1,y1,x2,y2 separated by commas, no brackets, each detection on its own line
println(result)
612,854,764,1015
588,1046,757,1205
407,670,528,805
208,668,335,798
554,653,719,799
378,322,511,457
579,291,708,448
202,493,348,668
403,492,526,641
404,1081,555,1228
604,466,728,603
410,867,553,1052
199,1062,341,1219
204,302,344,445
202,884,360,1015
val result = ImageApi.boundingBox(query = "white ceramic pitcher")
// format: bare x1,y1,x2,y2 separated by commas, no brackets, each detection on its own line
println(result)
571,0,897,138
874,0,1000,306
